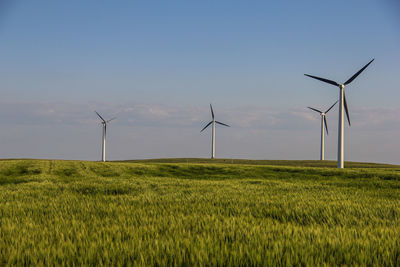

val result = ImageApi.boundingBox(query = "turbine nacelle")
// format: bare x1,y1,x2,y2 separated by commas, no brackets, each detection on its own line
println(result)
339,84,345,90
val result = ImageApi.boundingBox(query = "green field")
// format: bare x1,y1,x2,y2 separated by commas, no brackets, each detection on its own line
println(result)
0,159,399,266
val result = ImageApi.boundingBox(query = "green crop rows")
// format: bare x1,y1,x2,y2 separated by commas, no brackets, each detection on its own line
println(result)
0,159,399,265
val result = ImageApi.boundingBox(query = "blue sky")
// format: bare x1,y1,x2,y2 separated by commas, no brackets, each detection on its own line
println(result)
0,1,399,163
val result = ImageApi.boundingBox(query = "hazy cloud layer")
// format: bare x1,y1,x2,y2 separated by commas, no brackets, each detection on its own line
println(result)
1,101,399,131
1,101,400,164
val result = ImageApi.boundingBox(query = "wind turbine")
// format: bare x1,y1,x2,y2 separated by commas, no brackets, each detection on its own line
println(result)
307,100,338,161
305,59,374,168
95,111,116,162
200,104,230,159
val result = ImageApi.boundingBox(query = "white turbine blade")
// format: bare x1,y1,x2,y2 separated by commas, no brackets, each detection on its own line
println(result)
106,117,116,123
324,116,328,135
324,100,338,114
95,111,106,123
200,121,213,132
304,74,339,87
344,59,374,85
307,107,322,113
215,121,230,127
343,91,351,126
210,104,214,119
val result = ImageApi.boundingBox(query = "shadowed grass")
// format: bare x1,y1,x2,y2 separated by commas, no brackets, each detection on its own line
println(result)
119,158,400,169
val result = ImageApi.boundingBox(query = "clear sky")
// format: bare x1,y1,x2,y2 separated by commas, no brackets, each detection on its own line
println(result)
1,0,399,163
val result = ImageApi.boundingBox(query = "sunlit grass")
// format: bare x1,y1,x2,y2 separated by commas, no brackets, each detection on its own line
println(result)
0,159,399,265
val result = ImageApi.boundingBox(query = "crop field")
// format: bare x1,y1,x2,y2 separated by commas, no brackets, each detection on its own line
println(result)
0,159,400,265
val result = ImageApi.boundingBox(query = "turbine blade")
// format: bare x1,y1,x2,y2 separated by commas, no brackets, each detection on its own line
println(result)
215,121,230,127
324,116,328,135
325,100,338,114
106,117,116,123
200,121,213,132
307,107,322,113
210,104,214,119
95,111,106,123
304,74,339,87
344,59,374,85
343,91,351,126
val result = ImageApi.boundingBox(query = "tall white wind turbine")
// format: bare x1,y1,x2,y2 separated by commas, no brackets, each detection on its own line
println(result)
305,59,374,168
307,100,338,161
200,104,230,159
95,111,116,162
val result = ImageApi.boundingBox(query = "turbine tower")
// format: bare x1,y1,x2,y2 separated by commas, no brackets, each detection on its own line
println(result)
307,100,338,161
305,59,374,168
95,111,116,162
200,104,230,159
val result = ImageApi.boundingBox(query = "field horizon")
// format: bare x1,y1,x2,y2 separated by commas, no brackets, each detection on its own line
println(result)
1,157,399,169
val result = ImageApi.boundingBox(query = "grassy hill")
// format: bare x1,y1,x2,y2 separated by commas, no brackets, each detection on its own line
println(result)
0,159,399,265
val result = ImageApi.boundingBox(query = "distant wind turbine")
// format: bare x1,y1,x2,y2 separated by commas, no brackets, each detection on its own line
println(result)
305,59,374,168
200,104,230,159
95,111,116,162
308,100,338,161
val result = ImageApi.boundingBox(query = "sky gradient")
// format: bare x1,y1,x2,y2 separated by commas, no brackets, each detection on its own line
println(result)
1,1,399,163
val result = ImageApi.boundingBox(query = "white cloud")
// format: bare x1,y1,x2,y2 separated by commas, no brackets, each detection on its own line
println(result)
0,101,399,164
1,101,400,132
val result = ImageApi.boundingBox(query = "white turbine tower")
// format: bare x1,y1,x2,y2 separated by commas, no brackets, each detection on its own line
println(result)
200,104,230,159
95,111,116,162
307,100,338,161
305,59,374,168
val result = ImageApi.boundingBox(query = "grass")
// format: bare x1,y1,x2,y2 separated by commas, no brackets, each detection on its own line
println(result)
120,157,400,168
0,159,399,265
